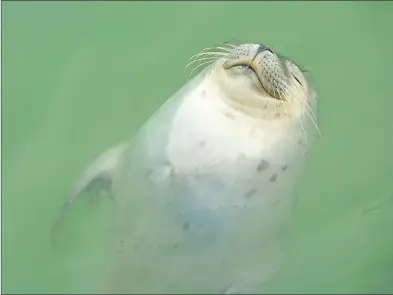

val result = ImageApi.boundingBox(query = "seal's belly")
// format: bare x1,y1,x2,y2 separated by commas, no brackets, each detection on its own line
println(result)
111,178,282,293
109,160,294,292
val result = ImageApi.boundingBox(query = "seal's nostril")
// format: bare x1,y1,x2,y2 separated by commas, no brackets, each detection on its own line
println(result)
257,44,274,54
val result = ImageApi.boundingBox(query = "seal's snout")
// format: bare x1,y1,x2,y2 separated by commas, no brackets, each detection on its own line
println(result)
256,44,274,55
222,43,276,70
222,43,287,100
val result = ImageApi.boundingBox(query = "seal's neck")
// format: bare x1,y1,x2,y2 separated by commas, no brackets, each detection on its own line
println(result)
200,72,296,134
209,69,303,126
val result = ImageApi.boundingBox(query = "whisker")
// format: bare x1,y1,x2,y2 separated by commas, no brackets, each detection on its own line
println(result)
185,56,220,69
289,79,321,138
275,83,289,118
297,114,309,154
290,78,318,123
206,62,217,80
303,99,318,124
189,48,230,61
277,79,309,153
274,82,298,153
278,78,294,102
280,75,321,140
189,59,216,78
227,37,243,46
189,52,229,63
211,46,233,52
186,42,235,78
305,109,321,138
221,41,238,48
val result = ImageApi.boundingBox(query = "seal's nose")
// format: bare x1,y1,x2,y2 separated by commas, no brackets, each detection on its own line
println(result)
222,43,277,70
257,44,274,54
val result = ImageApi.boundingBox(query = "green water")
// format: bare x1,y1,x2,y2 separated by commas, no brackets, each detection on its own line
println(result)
2,1,393,293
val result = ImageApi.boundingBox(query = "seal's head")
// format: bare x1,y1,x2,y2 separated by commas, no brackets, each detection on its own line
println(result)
192,43,317,130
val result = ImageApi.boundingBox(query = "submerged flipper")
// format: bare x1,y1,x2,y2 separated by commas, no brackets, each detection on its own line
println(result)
50,142,128,246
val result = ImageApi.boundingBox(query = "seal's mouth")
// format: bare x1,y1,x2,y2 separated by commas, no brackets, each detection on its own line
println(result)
223,62,285,101
225,63,268,96
239,64,254,72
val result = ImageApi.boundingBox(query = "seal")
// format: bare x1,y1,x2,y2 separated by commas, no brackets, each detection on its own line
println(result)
52,42,319,294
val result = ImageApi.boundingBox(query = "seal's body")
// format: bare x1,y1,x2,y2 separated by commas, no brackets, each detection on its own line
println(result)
54,43,318,293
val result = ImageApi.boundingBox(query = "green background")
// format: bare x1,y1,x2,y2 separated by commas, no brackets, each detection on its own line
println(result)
2,1,393,293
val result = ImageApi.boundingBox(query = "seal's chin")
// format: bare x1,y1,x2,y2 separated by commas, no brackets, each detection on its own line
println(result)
221,63,274,100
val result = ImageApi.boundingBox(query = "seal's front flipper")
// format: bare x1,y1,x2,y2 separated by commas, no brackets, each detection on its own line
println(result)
50,142,127,246
67,142,128,205
81,174,113,205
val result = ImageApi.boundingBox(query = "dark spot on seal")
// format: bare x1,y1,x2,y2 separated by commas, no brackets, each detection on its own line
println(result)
224,111,235,120
298,139,303,145
257,160,270,172
182,222,190,231
281,164,288,171
113,225,130,235
245,188,258,198
201,90,206,97
199,141,206,147
269,173,278,182
120,240,124,243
